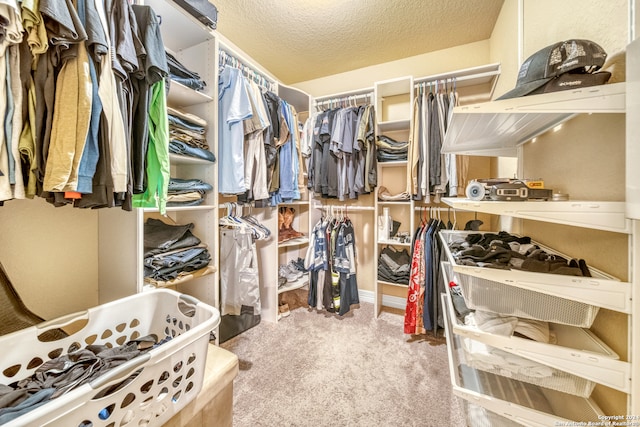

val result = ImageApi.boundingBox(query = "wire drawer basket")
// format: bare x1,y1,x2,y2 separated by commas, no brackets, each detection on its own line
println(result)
456,274,599,327
439,230,602,328
0,289,219,427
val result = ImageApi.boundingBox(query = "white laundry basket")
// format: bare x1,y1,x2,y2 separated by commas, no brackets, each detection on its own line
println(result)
0,289,220,427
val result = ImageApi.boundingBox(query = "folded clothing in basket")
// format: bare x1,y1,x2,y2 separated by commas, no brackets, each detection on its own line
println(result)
0,335,170,424
449,231,591,277
466,310,554,344
462,337,554,379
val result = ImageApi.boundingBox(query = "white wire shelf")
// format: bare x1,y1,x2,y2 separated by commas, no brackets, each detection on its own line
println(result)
441,197,631,234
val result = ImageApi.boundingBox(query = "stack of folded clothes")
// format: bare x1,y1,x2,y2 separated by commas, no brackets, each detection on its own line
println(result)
144,219,212,284
166,51,206,91
168,107,215,162
377,246,411,285
167,178,213,207
448,231,592,276
376,134,409,162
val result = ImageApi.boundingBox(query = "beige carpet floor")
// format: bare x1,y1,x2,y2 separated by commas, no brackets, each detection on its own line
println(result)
221,291,466,426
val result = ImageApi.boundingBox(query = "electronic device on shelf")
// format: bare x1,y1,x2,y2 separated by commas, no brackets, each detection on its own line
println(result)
466,178,552,201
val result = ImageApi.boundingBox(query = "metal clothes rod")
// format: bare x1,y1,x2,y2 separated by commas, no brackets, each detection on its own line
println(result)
313,92,373,109
313,203,375,212
413,78,457,93
415,206,461,212
219,49,276,91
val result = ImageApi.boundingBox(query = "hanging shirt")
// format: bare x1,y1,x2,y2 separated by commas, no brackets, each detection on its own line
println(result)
131,79,170,214
42,19,91,193
218,66,252,194
0,1,22,201
94,0,129,194
278,101,300,200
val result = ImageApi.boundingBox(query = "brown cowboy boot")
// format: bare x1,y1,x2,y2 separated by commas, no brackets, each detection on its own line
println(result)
278,207,291,242
284,207,303,239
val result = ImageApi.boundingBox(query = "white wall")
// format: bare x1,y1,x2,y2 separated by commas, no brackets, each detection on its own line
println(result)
293,40,492,97
0,198,99,319
489,0,520,100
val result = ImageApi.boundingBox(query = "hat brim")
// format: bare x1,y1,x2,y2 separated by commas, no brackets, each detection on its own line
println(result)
528,71,612,95
495,78,553,100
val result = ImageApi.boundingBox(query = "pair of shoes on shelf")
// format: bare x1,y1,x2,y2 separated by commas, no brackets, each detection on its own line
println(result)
278,303,290,319
278,207,304,242
291,257,306,273
279,264,302,283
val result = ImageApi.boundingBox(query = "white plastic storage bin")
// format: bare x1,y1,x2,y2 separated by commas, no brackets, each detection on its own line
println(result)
0,289,220,427
438,230,631,327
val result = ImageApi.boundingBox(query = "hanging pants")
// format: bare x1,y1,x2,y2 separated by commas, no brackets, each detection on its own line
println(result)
219,228,261,342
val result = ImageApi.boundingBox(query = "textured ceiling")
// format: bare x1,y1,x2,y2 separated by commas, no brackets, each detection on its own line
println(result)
214,0,505,84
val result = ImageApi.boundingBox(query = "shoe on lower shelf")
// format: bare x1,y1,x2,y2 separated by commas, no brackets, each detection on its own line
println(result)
279,265,299,283
278,303,290,319
286,261,304,279
278,276,287,288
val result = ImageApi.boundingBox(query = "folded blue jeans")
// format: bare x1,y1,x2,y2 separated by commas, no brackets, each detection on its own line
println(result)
167,199,205,207
168,115,205,133
168,178,213,193
166,52,202,80
170,76,205,91
145,246,208,270
169,141,216,162
145,251,211,280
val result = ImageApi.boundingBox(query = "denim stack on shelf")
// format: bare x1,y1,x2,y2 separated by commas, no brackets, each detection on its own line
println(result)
143,219,211,284
167,178,213,207
377,246,411,285
168,107,216,162
166,51,206,91
376,134,409,162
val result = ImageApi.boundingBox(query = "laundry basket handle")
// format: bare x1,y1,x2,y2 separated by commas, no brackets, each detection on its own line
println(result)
37,310,89,335
90,353,152,389
179,293,200,306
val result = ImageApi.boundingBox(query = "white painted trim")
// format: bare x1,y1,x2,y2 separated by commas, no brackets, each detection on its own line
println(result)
359,290,407,310
518,0,524,64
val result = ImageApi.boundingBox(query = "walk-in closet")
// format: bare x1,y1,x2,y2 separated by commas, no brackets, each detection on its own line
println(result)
0,0,637,425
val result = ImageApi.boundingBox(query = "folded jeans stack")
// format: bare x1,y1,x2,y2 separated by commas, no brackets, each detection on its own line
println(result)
144,218,212,283
166,51,206,91
167,177,213,207
378,246,411,285
168,107,215,162
376,134,409,162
